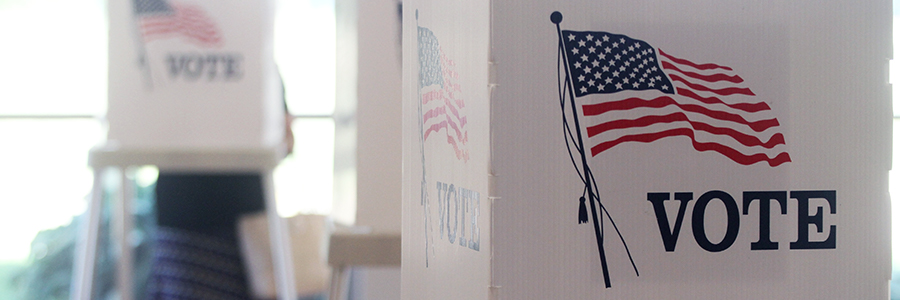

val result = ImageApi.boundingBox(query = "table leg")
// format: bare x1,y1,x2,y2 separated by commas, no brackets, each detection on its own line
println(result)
114,168,135,300
328,265,350,300
262,171,297,300
70,168,104,300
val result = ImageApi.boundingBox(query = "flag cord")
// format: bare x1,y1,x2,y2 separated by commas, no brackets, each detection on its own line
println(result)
559,68,586,184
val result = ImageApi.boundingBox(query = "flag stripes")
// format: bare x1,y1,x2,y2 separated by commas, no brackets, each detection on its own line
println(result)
675,89,770,113
668,73,754,96
660,61,743,84
586,112,787,148
592,127,793,166
582,96,781,132
658,48,732,71
138,2,222,47
418,26,469,162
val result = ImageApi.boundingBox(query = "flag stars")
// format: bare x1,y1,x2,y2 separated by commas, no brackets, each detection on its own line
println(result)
612,71,620,77
648,81,655,87
602,35,609,41
594,72,603,78
623,78,630,84
639,77,645,83
605,78,613,84
615,83,623,89
598,53,606,60
634,42,641,48
591,60,600,67
651,66,658,72
619,66,626,71
614,54,621,60
595,40,603,46
619,38,625,43
628,45,635,51
574,62,582,68
612,42,619,48
586,34,594,41
587,79,595,86
588,47,596,53
602,66,609,72
608,60,616,66
568,34,576,41
649,57,655,62
581,54,589,61
629,73,636,78
580,86,588,93
578,75,585,82
605,47,612,53
578,40,587,47
624,61,631,67
584,66,592,73
661,85,669,90
572,48,579,54
632,82,640,88
597,84,605,90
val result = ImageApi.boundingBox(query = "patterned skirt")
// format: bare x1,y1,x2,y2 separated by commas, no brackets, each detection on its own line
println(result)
147,226,254,300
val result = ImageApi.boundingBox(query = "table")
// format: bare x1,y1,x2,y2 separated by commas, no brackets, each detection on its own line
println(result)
70,145,298,300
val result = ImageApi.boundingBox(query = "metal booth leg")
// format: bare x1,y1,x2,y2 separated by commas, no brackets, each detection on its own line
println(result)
70,168,105,300
262,171,297,300
328,265,350,300
113,168,135,300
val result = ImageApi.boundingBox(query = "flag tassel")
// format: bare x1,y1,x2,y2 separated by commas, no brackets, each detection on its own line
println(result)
578,196,588,224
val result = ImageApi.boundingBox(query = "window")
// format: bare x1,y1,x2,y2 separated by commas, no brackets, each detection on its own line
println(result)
273,0,338,218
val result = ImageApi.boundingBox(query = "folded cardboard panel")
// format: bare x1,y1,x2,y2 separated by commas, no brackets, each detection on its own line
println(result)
402,1,891,299
401,1,493,299
107,0,282,150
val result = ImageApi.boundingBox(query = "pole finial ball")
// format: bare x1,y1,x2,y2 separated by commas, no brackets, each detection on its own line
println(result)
550,11,563,24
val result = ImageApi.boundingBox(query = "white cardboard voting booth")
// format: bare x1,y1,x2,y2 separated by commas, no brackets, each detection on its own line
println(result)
107,0,283,149
71,1,294,300
401,1,892,299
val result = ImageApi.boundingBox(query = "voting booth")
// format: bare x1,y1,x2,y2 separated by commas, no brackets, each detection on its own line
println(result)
72,0,295,300
401,1,891,299
107,0,284,149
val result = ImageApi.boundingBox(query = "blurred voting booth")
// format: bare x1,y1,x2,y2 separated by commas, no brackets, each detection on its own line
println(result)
401,1,891,299
71,0,299,299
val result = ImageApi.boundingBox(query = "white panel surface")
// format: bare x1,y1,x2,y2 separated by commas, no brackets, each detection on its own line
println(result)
107,0,282,150
402,1,891,299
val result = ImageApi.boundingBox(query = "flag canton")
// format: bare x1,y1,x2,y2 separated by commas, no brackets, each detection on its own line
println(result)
562,30,674,97
134,0,173,15
418,27,444,88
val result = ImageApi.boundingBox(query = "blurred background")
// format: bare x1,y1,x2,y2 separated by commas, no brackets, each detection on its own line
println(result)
0,0,345,298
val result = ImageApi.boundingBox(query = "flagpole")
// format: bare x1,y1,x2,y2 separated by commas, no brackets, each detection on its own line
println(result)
130,0,153,90
416,9,433,267
552,11,612,288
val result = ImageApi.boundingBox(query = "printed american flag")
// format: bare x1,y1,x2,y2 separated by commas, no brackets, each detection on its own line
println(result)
561,30,791,167
133,0,222,47
418,26,469,162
